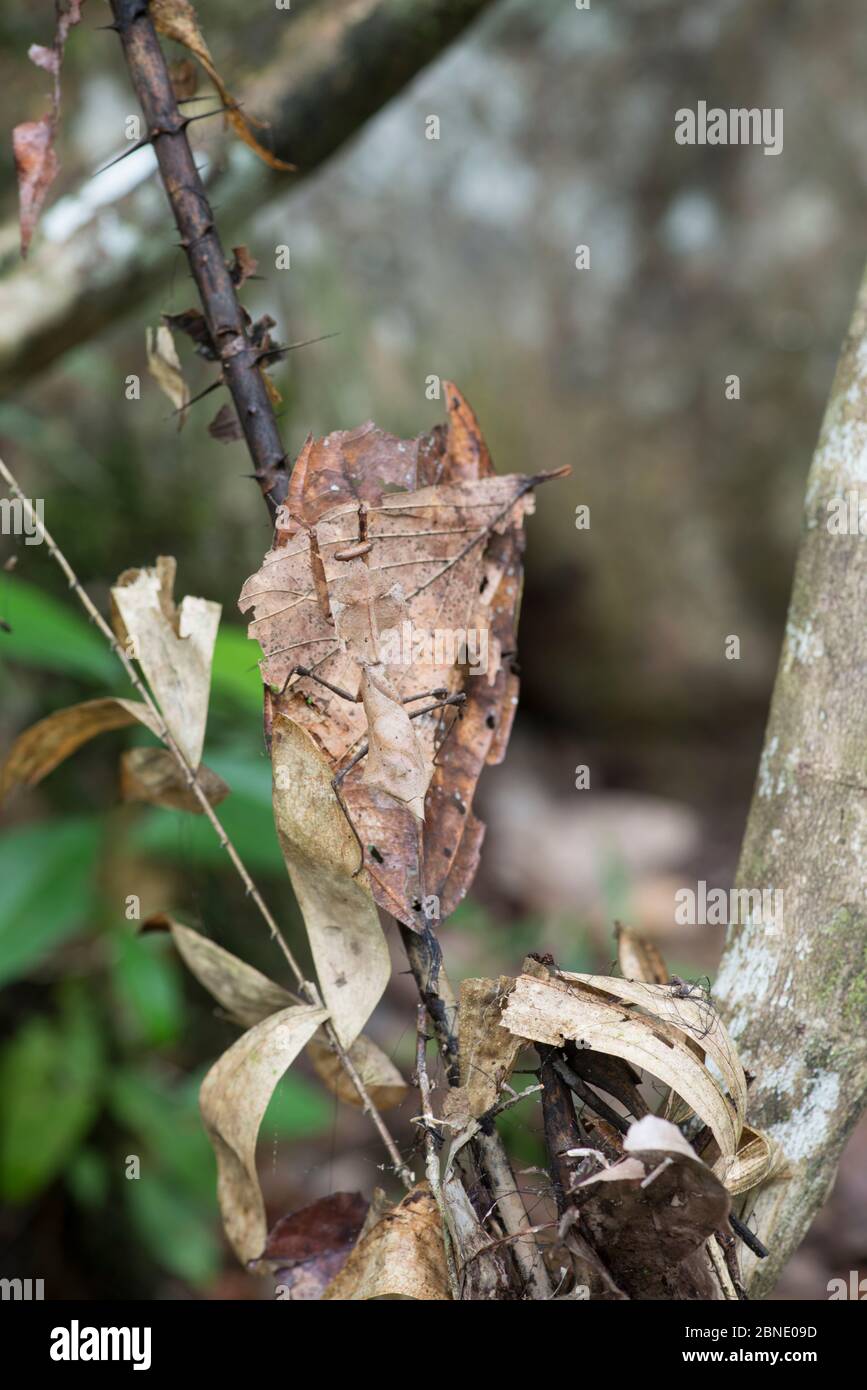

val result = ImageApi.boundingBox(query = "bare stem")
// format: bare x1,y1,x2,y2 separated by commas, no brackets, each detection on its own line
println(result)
415,1005,460,1298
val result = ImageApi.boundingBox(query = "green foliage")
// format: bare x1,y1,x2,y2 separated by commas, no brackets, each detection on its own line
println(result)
0,576,117,685
0,817,103,986
111,931,184,1047
0,987,102,1202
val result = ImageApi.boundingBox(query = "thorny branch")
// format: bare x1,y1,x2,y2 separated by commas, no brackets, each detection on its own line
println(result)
0,457,413,1193
108,0,289,511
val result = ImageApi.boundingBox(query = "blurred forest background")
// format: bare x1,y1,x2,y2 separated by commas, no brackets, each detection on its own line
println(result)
1,0,866,1300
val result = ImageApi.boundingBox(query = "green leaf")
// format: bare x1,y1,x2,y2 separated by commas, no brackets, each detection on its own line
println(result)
210,626,266,712
108,1069,215,1201
0,577,117,684
262,1070,333,1139
112,931,183,1047
0,991,102,1202
124,1170,222,1287
65,1147,109,1209
0,817,103,986
130,748,283,872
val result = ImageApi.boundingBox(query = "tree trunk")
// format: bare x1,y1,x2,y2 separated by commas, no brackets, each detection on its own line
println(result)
715,261,867,1295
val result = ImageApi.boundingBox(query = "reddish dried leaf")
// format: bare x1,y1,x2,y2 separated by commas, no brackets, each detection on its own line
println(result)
207,402,243,444
13,0,86,255
260,1192,368,1301
228,244,258,287
13,119,59,257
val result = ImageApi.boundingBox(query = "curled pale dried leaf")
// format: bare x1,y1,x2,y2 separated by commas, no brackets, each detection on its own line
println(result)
200,1002,328,1264
0,697,163,803
720,1123,789,1197
111,557,220,769
144,914,297,1027
120,747,228,812
307,1032,408,1113
500,971,744,1166
151,0,295,171
321,1183,450,1301
270,716,390,1048
146,325,190,430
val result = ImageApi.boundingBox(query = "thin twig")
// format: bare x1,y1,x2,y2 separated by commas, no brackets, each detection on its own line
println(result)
415,1006,460,1299
0,457,412,1191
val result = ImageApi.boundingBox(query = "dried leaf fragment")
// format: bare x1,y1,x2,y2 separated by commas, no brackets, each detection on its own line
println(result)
119,747,229,812
145,915,297,1027
307,1032,408,1113
321,1183,450,1300
270,716,390,1048
259,1192,368,1300
207,402,243,444
151,0,295,170
12,0,85,255
111,558,220,769
573,1114,731,1300
146,325,190,430
0,697,163,803
199,1002,328,1264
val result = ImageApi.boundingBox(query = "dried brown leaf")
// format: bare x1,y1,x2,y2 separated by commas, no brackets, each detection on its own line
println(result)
12,119,58,258
12,0,85,255
307,1032,408,1113
151,0,295,171
207,402,243,444
228,244,258,287
259,1192,368,1300
119,747,229,813
0,697,163,803
573,1115,730,1300
168,57,199,100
